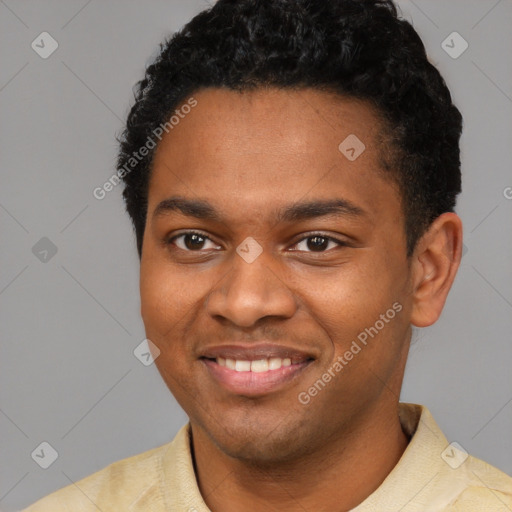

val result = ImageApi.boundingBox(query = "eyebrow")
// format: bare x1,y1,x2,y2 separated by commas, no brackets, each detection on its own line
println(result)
152,196,366,223
153,197,222,222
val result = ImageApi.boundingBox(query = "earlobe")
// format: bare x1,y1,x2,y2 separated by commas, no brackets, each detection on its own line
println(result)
409,213,463,328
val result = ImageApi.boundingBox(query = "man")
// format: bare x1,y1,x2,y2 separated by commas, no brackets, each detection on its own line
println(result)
24,0,512,510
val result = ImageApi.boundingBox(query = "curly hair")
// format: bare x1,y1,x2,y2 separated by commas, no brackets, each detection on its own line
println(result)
116,0,462,259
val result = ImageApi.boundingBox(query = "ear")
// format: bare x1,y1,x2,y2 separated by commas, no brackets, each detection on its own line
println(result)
409,212,463,328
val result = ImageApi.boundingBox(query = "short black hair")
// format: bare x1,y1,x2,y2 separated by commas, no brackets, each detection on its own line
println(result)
117,0,462,259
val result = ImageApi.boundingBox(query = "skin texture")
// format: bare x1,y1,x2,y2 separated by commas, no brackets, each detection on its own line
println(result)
139,88,463,511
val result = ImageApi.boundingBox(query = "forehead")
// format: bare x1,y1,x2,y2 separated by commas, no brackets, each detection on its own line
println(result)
156,87,382,157
148,87,401,226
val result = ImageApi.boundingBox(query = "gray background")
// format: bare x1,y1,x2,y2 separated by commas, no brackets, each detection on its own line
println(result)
1,0,511,509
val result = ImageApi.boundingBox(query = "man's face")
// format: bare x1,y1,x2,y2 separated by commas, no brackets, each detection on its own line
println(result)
140,88,414,463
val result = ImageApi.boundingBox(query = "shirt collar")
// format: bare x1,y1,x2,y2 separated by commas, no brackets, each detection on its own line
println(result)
160,403,450,511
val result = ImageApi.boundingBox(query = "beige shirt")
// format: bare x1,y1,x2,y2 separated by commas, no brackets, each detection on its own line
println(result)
23,403,512,511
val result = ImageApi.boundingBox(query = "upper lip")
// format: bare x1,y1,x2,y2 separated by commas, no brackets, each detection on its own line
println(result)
199,343,316,363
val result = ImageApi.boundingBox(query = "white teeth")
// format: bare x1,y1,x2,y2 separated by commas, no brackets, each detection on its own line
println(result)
235,360,251,372
251,359,269,372
268,357,282,370
216,357,294,372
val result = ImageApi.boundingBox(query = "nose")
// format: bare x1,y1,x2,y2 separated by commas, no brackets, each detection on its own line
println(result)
205,252,297,328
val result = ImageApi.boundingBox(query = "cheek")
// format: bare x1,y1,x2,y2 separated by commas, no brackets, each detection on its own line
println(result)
139,259,220,362
140,266,197,382
140,257,197,326
298,257,404,349
140,268,171,330
140,266,189,350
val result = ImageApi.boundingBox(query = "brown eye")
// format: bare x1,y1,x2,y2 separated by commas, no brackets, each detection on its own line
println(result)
307,236,329,251
184,233,206,250
169,232,221,251
292,234,344,253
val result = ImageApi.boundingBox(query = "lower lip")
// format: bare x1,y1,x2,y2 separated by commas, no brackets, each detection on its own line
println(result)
202,359,312,396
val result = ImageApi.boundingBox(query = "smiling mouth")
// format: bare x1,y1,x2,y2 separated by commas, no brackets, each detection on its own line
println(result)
208,356,301,372
200,355,314,395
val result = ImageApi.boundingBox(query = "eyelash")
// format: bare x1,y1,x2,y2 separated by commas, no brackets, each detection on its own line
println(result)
166,230,347,253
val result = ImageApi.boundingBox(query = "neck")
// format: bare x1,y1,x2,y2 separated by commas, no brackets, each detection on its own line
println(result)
191,402,409,512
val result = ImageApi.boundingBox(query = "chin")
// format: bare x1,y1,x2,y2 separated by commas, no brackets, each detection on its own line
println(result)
217,435,303,466
204,413,317,466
